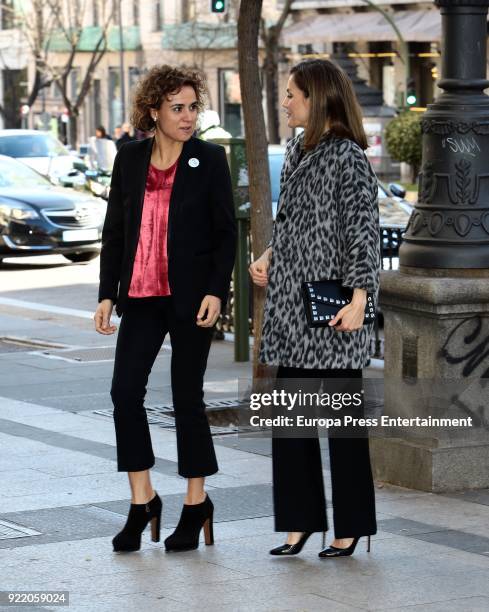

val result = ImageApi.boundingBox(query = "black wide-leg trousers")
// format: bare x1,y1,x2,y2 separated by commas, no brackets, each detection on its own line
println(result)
110,296,218,477
272,366,377,538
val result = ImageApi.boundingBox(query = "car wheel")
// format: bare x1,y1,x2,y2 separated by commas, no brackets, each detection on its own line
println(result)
64,252,99,263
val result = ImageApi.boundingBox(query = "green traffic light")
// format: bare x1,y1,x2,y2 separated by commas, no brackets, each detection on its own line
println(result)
407,94,417,106
212,0,225,11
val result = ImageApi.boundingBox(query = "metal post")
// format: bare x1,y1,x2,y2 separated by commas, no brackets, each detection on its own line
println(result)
399,0,489,271
209,138,250,362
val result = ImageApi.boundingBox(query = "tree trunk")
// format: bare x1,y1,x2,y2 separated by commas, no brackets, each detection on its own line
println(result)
238,0,274,382
68,111,79,149
264,29,280,144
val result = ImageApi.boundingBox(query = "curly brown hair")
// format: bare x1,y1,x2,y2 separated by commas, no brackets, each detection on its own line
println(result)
130,65,207,132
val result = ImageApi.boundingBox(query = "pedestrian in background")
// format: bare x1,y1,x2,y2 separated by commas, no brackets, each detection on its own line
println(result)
94,64,236,554
250,58,380,559
116,122,135,150
95,125,113,140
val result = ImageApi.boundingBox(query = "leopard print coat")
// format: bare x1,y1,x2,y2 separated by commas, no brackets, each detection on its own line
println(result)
258,132,380,370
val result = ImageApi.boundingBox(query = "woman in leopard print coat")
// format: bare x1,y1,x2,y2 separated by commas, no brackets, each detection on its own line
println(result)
250,59,380,559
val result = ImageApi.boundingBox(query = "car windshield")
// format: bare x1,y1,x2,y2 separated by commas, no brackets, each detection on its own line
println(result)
0,158,51,188
269,154,284,202
0,133,69,158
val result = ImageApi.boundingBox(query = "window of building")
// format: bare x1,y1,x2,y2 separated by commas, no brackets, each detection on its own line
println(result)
109,67,122,134
2,69,27,127
92,0,99,27
50,72,63,101
92,79,102,132
70,68,80,101
128,66,140,92
181,0,196,22
409,41,435,107
153,0,163,31
219,69,243,137
133,0,140,26
1,0,14,30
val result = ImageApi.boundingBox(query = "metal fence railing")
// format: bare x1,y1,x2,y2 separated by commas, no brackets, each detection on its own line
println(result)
216,226,405,361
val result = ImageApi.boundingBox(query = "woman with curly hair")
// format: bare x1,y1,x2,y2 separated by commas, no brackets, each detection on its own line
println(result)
94,65,237,553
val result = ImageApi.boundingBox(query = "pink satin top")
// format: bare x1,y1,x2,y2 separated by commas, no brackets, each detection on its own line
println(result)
128,158,179,298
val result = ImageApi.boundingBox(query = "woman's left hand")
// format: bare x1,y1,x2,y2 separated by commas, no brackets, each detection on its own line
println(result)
329,289,367,332
197,295,222,327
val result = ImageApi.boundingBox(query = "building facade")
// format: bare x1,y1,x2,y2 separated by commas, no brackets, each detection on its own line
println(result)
0,0,285,146
1,0,471,151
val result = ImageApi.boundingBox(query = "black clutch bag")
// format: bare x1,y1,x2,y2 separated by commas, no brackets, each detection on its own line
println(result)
301,279,376,328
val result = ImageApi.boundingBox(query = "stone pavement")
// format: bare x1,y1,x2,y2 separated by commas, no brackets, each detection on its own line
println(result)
1,302,489,612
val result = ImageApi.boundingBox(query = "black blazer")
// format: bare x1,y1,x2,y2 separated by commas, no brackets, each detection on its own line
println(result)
98,136,237,318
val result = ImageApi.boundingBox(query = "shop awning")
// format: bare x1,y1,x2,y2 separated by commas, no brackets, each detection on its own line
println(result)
282,10,443,44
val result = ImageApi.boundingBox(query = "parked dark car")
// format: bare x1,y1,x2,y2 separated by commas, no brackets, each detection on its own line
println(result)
0,154,106,263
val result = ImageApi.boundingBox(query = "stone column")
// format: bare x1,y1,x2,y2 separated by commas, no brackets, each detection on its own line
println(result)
370,0,489,492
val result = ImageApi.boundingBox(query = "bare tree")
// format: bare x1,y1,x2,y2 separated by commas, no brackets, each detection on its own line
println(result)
238,0,273,378
18,0,58,107
40,0,116,146
0,0,58,121
260,0,293,144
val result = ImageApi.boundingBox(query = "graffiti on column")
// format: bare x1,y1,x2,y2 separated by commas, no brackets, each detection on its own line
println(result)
440,316,489,429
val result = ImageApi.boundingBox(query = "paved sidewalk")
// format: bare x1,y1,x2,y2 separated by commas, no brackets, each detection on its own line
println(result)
1,304,489,611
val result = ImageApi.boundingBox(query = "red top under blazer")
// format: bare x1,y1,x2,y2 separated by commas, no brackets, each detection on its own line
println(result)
128,157,179,297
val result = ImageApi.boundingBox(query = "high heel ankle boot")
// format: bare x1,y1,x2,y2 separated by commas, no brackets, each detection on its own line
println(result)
112,492,162,552
164,494,214,552
318,535,371,558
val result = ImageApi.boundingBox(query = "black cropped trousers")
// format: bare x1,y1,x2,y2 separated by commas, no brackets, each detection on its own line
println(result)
272,365,377,538
110,296,218,477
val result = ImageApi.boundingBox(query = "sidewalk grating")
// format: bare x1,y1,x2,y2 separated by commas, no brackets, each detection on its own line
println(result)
34,346,117,363
93,400,244,435
0,337,66,354
0,519,42,540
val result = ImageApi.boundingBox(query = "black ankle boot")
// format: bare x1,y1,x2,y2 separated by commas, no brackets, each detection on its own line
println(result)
164,494,214,552
112,492,162,552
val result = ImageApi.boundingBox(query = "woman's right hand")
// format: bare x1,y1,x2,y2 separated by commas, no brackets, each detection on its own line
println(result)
249,247,272,287
94,299,117,335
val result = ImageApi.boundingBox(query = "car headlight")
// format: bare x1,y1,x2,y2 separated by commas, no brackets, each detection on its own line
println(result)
0,202,39,220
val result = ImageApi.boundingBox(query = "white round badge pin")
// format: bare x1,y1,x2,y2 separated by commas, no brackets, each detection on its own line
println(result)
188,158,200,168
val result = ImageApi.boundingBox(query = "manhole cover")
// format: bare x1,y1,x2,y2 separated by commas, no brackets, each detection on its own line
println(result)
37,345,171,363
38,346,117,362
94,399,247,436
0,337,66,354
0,519,42,540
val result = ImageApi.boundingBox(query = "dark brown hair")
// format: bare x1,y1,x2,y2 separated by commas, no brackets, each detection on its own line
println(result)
130,65,207,132
290,59,368,151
